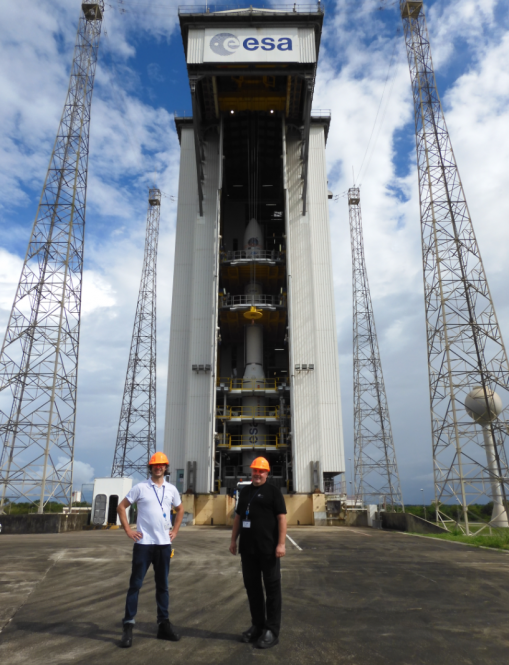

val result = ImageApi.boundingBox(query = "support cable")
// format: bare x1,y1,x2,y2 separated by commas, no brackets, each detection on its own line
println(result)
356,33,400,186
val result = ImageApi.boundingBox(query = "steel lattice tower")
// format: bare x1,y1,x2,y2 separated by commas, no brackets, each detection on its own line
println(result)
349,188,404,510
401,1,509,532
0,2,104,513
111,189,161,478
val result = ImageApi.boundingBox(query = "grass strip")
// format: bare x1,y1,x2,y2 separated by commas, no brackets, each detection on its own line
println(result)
410,528,509,551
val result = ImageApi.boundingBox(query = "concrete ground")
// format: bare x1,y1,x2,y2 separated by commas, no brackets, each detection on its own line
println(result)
1,527,509,665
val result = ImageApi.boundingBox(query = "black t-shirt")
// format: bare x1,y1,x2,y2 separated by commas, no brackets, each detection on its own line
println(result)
236,482,287,556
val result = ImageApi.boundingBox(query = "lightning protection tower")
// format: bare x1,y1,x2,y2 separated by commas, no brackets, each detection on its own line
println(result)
111,189,161,479
349,188,404,510
401,1,509,532
0,2,104,513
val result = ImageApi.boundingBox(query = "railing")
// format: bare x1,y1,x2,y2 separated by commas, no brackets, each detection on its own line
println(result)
220,249,285,263
331,477,347,495
311,109,331,119
219,294,286,308
217,434,283,448
216,406,279,419
224,465,284,478
178,5,323,16
217,377,288,390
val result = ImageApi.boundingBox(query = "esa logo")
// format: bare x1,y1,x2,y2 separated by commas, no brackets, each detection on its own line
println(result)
210,32,293,57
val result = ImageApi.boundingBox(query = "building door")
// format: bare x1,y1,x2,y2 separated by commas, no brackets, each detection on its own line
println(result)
107,495,119,525
92,494,107,525
176,469,184,494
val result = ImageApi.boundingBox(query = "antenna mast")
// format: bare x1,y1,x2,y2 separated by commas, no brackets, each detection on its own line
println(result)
111,188,161,478
349,187,404,510
0,2,104,513
401,1,509,532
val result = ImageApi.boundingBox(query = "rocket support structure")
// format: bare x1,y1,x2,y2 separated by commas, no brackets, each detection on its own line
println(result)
164,6,345,495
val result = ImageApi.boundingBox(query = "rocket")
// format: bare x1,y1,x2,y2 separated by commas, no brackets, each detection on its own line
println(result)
242,217,266,467
244,217,264,256
242,324,267,468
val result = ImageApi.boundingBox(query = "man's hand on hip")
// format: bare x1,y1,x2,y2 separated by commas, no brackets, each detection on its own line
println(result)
170,527,179,541
126,527,143,542
275,543,286,558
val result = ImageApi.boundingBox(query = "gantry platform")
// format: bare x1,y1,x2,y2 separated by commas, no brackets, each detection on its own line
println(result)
216,378,290,397
216,407,280,423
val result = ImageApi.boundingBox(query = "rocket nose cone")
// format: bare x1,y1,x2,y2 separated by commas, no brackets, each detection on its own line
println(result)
243,363,265,380
243,218,264,251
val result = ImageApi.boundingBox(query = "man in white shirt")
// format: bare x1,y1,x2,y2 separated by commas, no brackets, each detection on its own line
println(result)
117,452,184,648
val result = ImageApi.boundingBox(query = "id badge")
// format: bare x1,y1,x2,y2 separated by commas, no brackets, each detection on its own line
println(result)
243,520,251,528
163,515,172,532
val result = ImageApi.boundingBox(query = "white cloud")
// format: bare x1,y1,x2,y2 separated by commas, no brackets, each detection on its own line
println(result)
0,248,22,311
444,32,509,275
72,459,95,490
427,0,499,67
0,2,77,210
81,270,116,316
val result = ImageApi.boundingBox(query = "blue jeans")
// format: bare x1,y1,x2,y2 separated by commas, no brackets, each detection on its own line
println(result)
123,543,172,625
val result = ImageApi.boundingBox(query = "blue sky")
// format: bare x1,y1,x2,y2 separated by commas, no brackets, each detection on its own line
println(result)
1,0,509,503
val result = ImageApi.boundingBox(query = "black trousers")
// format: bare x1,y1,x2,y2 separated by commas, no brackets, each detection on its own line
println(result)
241,552,282,636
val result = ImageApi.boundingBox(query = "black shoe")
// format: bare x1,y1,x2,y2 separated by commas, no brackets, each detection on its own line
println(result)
119,623,133,648
255,629,279,649
241,625,263,643
157,620,181,642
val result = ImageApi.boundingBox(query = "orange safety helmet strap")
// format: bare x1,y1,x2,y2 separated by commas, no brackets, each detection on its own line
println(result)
148,452,169,466
250,457,270,472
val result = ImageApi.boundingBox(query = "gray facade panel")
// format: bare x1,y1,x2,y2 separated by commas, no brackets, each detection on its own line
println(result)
183,133,220,493
298,28,316,63
307,126,345,475
285,127,345,492
286,134,322,493
187,29,205,64
164,129,198,473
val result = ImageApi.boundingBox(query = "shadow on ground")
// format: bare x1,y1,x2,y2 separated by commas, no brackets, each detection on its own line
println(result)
1,527,509,664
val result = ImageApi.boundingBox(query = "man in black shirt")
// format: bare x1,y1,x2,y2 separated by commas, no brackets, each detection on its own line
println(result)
229,456,287,649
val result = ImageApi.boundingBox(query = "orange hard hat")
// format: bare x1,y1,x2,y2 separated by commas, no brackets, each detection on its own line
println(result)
148,452,169,466
250,457,270,472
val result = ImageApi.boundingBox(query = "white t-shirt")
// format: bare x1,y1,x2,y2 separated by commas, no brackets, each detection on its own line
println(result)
125,479,182,545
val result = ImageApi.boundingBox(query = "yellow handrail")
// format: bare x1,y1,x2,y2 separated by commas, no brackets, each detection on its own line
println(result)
216,377,287,390
217,434,283,448
216,406,279,420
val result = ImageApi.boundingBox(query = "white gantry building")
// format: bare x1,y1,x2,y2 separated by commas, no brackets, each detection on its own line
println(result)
164,5,345,496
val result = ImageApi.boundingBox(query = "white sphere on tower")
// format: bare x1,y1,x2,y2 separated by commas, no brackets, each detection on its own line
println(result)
465,386,503,426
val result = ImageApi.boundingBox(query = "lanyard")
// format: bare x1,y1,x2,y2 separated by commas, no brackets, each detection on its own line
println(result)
245,487,259,518
152,484,167,517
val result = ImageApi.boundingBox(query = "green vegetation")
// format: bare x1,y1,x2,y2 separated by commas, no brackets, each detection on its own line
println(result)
414,527,509,551
2,501,65,514
405,502,496,523
2,501,90,515
402,502,509,551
